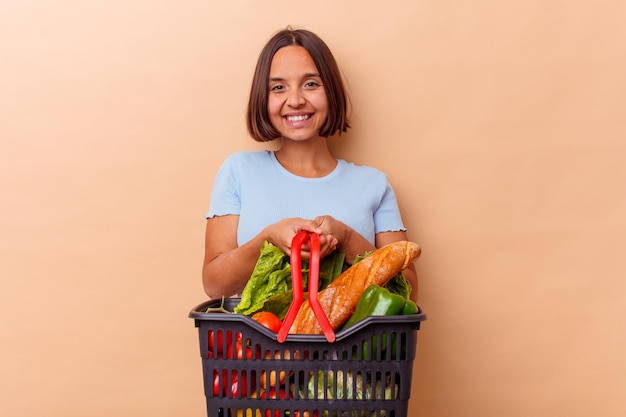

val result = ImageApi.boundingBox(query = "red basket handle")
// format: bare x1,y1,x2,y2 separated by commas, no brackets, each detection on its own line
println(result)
277,231,335,343
277,231,308,342
307,233,335,342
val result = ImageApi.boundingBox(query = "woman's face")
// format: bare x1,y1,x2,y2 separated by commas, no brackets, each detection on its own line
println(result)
267,46,328,142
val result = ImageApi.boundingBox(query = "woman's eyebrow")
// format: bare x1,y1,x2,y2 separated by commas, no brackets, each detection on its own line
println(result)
269,72,321,82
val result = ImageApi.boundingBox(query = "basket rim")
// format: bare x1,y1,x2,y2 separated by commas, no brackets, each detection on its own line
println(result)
189,297,426,343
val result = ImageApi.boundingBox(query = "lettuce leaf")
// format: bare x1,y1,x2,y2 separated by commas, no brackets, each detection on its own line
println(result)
384,273,412,300
234,242,348,317
233,241,292,316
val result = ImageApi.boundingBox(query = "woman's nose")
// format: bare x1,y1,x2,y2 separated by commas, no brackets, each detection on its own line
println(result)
287,88,305,107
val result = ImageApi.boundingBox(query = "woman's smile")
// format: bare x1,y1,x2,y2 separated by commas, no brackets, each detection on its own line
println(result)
285,114,311,123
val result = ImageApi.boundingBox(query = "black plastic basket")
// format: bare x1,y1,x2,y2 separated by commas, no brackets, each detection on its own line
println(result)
189,298,426,417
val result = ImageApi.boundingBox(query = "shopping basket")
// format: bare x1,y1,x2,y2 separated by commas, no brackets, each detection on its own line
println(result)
189,297,426,417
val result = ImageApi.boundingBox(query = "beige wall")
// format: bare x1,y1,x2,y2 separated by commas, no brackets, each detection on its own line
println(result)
1,1,624,416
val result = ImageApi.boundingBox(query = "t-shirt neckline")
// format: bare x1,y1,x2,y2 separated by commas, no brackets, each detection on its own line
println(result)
269,150,342,181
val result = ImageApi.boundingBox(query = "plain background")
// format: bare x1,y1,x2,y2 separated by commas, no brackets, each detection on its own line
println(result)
1,1,625,416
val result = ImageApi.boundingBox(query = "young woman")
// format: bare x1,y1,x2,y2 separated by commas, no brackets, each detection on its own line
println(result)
202,28,418,301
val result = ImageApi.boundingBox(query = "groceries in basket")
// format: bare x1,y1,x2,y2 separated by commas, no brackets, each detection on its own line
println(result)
231,238,420,335
194,238,423,416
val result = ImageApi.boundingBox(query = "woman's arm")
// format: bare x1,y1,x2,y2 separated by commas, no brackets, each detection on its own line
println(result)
203,214,419,301
202,215,339,299
202,215,265,299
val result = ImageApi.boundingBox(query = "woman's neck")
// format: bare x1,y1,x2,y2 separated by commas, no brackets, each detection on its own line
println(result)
274,138,337,178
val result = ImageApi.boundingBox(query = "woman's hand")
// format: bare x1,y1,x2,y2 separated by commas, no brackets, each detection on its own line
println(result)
313,215,379,265
312,215,352,252
263,217,338,260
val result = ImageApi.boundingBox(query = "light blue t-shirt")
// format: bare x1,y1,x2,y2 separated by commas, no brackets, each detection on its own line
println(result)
206,150,406,246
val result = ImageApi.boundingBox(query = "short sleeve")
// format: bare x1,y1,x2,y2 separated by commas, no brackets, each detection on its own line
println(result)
206,155,241,219
373,176,406,234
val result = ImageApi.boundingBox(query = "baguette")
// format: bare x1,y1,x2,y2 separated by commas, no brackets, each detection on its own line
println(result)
289,241,420,335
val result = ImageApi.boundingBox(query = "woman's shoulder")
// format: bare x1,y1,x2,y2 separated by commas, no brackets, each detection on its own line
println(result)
224,150,272,162
338,159,388,179
219,150,273,168
214,151,273,179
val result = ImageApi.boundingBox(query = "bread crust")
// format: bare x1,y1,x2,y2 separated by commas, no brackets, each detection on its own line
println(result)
289,241,420,334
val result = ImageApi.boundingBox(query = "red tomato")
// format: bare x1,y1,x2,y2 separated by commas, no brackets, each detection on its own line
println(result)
212,369,249,397
212,369,224,396
208,329,236,358
231,339,253,360
232,371,248,397
224,333,261,360
265,387,287,400
259,388,288,417
207,329,221,355
292,411,318,417
222,331,243,359
251,311,283,333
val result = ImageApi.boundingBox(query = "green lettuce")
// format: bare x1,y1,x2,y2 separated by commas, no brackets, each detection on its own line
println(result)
233,241,292,316
383,273,412,300
234,242,347,317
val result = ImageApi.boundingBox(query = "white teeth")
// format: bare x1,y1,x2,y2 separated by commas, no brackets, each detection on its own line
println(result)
286,115,309,122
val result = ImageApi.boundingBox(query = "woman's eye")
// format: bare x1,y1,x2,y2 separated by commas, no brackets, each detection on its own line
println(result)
305,81,320,88
270,85,284,91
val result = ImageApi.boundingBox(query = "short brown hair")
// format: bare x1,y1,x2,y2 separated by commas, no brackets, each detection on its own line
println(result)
247,28,351,142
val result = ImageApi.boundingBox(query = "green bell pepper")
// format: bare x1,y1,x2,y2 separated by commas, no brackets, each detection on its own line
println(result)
402,299,419,315
342,284,419,360
342,285,408,330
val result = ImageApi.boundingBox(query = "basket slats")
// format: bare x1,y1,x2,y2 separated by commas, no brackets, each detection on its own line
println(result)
190,298,426,417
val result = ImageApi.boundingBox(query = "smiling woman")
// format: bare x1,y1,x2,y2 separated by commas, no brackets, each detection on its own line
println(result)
201,27,419,302
267,46,328,143
3,1,625,416
247,28,350,142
